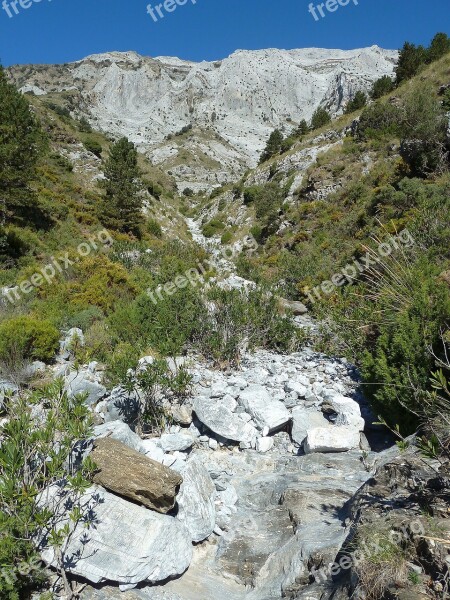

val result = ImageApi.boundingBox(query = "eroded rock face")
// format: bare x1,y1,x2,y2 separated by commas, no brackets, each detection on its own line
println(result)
39,485,192,587
91,437,182,513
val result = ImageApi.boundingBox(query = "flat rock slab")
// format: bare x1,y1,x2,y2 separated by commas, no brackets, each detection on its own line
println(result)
39,485,192,586
177,454,216,542
239,385,291,432
193,396,257,443
291,405,330,446
304,426,361,454
92,437,182,513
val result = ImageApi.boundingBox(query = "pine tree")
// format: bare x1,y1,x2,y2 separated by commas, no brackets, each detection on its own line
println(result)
310,107,331,131
259,129,284,163
295,119,309,137
0,65,42,220
345,91,367,114
395,42,427,84
427,32,450,63
99,137,143,234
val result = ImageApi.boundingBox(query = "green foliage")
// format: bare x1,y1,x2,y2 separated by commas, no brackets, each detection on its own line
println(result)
146,180,163,199
0,316,60,363
371,75,395,99
310,107,331,130
105,341,141,386
146,218,163,238
78,116,92,133
0,381,94,596
0,65,44,224
122,359,192,434
427,32,450,63
345,91,367,114
83,138,102,158
99,137,143,234
357,101,402,140
202,218,225,238
259,129,284,163
396,42,428,84
220,231,232,245
295,119,309,136
442,88,450,111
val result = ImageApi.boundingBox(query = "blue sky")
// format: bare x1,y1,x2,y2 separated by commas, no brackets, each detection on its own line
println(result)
0,0,449,66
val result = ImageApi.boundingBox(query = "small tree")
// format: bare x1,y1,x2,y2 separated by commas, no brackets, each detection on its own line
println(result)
99,137,143,234
296,119,309,137
371,76,395,99
310,107,331,130
345,91,367,114
427,32,450,63
259,129,284,163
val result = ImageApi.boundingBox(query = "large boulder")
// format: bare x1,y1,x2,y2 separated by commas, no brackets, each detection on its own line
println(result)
91,437,182,513
193,395,257,444
304,427,361,454
239,385,291,432
176,454,216,542
38,485,192,586
291,406,330,446
159,432,195,453
323,394,365,432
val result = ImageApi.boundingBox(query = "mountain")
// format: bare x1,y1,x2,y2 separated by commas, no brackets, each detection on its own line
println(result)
8,46,397,191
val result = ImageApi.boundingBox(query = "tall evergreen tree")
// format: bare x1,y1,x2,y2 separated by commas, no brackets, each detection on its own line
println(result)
427,32,450,63
0,65,42,220
395,42,427,84
295,119,309,137
259,129,284,164
371,75,395,100
99,137,143,234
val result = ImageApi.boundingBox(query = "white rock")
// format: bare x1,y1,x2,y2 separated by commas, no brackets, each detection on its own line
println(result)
159,432,195,453
193,396,257,444
239,385,291,432
38,485,192,586
291,406,331,446
93,421,146,454
176,455,216,542
304,427,361,453
284,382,307,397
141,439,165,463
256,437,274,453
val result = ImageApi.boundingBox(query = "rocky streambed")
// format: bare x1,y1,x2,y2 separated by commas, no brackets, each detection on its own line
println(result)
33,337,400,600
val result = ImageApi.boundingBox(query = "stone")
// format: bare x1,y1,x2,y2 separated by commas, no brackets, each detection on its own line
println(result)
239,385,291,432
65,371,106,406
280,298,308,315
193,396,257,444
176,454,216,542
324,395,365,432
91,437,183,513
285,381,307,397
141,438,165,463
159,432,195,453
256,437,274,453
171,404,193,426
103,386,140,426
93,421,146,454
291,406,331,446
38,485,192,586
304,427,361,454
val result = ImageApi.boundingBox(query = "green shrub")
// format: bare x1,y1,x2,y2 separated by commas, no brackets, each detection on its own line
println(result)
221,231,233,245
345,91,367,114
202,219,225,238
83,138,102,158
310,107,331,130
147,218,163,238
371,76,395,99
357,101,402,140
0,316,60,363
105,341,141,386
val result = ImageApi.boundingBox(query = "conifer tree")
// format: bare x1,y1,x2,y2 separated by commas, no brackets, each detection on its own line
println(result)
371,75,395,99
345,91,367,114
395,42,427,84
100,137,143,234
296,119,309,137
0,65,42,220
259,129,284,163
427,32,450,63
310,107,331,130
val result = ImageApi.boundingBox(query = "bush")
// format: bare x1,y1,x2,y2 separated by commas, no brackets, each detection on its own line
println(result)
345,91,367,114
146,218,163,238
202,219,225,238
83,138,102,158
221,231,232,245
371,76,395,99
357,101,402,140
310,107,331,130
0,316,60,363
